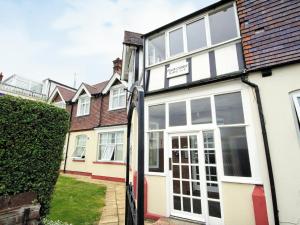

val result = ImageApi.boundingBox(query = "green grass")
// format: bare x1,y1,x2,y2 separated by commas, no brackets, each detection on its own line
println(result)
47,176,106,225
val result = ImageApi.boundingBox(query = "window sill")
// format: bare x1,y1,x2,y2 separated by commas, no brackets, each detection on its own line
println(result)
221,176,263,185
76,114,90,118
145,172,166,177
93,161,126,166
108,107,126,112
72,159,85,162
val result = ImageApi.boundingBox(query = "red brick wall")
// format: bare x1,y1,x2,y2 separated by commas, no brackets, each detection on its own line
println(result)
237,0,300,70
52,93,62,102
69,97,102,131
100,93,127,126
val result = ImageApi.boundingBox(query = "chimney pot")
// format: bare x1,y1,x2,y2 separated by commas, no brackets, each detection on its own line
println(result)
113,57,122,75
0,72,3,82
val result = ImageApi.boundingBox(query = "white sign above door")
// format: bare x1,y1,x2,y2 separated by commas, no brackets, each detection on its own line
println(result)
166,61,189,78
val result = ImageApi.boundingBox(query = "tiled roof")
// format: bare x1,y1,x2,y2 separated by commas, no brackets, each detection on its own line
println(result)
57,86,76,101
123,31,143,46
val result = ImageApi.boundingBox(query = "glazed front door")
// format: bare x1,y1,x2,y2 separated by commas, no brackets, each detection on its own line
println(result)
169,131,222,224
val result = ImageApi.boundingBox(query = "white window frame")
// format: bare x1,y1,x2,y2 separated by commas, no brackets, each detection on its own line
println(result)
144,84,261,184
77,94,90,116
146,2,240,67
109,84,126,110
97,130,125,162
292,91,300,123
72,135,87,159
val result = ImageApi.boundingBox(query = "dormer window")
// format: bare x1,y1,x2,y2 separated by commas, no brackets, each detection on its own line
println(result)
77,94,90,116
109,85,126,110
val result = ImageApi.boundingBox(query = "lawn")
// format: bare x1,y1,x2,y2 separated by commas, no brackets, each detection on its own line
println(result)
47,175,106,225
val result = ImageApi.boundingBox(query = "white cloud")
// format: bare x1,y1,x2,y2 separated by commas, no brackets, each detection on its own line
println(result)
0,0,217,86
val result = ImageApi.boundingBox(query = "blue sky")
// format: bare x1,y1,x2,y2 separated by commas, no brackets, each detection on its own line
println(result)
0,0,218,87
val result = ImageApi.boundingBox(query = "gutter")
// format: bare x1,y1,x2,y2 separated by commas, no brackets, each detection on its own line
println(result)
241,74,280,225
63,102,74,173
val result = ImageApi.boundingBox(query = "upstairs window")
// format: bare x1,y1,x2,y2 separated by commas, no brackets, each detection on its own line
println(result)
148,33,166,65
209,5,238,45
109,85,126,110
186,18,207,51
72,135,87,159
98,131,124,161
169,27,184,56
77,94,90,116
146,4,239,66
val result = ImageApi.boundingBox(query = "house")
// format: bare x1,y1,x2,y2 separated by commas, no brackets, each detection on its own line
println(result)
0,73,74,101
49,58,128,182
122,0,300,224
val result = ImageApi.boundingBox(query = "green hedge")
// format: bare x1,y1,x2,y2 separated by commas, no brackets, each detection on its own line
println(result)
0,95,69,216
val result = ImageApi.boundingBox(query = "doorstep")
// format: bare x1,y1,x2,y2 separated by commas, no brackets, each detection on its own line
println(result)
153,217,205,225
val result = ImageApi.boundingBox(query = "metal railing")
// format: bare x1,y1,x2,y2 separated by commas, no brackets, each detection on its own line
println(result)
0,82,47,101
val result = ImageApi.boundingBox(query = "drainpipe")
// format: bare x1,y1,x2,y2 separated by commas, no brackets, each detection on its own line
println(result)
63,102,74,173
241,75,279,225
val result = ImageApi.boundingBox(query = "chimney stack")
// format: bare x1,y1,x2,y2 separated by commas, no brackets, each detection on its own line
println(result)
113,58,122,75
0,72,3,82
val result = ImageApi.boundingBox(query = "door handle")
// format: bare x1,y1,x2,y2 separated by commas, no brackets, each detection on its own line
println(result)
169,158,172,171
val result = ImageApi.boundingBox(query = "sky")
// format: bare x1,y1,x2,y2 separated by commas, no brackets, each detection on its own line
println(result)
0,0,218,88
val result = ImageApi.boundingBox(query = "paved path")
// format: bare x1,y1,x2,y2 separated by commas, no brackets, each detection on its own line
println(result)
61,174,189,225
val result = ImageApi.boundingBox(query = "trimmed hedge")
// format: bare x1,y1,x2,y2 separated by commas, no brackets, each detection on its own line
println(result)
0,95,69,216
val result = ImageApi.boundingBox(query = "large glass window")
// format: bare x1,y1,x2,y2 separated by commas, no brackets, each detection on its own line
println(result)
149,131,164,172
209,5,238,45
72,135,87,159
215,92,244,125
110,86,126,110
169,101,187,126
148,33,166,65
220,127,251,177
191,98,212,124
77,94,90,116
148,104,165,173
98,131,124,161
186,19,207,51
169,28,184,56
149,104,165,130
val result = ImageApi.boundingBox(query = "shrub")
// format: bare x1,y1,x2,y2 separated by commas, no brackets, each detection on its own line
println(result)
0,95,69,217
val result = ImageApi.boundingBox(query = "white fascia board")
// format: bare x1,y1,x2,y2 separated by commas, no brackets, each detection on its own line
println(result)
102,73,128,94
48,87,65,103
71,83,91,102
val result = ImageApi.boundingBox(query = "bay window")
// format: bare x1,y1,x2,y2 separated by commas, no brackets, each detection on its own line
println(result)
72,135,87,159
148,104,165,172
148,33,166,65
98,131,124,161
146,3,239,66
77,94,90,116
109,85,126,110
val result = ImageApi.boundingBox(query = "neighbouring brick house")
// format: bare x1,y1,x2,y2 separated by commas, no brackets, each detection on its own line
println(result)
122,0,300,225
49,58,128,182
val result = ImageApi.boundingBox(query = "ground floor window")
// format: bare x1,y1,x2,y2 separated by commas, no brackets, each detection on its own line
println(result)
98,131,124,161
148,131,164,172
72,135,87,159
